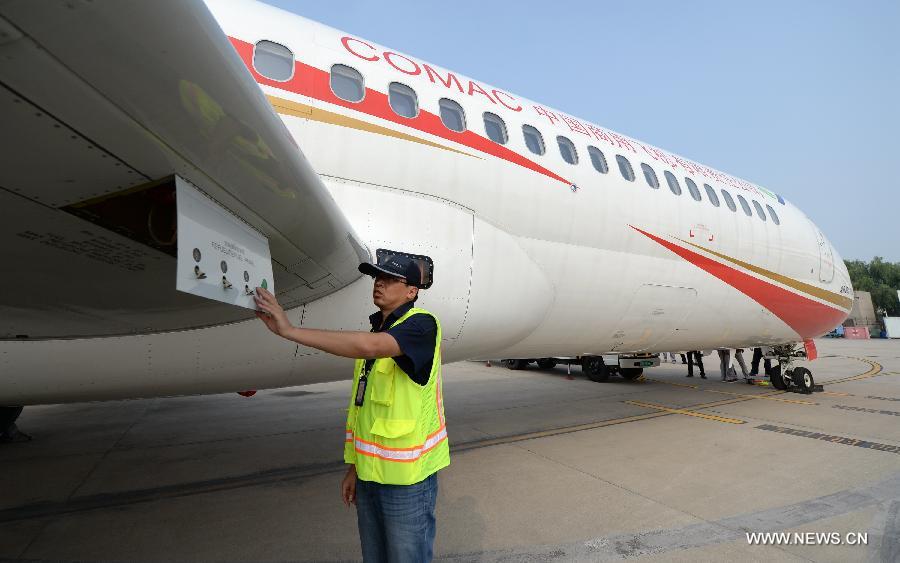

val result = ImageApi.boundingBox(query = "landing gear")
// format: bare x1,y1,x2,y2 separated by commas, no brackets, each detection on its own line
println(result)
619,368,643,380
768,364,787,390
769,344,819,394
0,406,31,443
536,358,557,369
503,359,529,370
791,367,815,393
582,356,610,382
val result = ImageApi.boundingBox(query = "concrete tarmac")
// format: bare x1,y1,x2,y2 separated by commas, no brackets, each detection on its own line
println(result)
2,338,899,562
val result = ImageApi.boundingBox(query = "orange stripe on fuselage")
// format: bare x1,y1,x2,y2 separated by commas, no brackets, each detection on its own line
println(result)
676,238,852,310
631,226,847,339
228,37,572,186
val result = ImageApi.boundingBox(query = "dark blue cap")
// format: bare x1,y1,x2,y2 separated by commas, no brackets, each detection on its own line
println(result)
359,254,424,288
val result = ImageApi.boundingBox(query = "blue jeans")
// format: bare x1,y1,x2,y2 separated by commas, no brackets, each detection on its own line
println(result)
356,472,438,562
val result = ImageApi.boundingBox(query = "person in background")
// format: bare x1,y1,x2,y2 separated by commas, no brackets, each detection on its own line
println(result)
733,348,750,380
750,347,772,376
717,349,738,382
686,350,706,379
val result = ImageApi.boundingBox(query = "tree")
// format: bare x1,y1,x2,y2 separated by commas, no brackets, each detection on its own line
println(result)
844,257,900,316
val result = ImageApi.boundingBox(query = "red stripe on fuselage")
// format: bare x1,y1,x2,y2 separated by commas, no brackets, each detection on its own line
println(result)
228,38,571,186
630,226,846,339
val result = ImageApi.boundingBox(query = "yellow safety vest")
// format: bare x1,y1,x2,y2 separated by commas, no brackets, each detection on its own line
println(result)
344,307,449,485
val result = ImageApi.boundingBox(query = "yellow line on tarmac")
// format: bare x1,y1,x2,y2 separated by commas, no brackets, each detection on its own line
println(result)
451,411,673,452
828,358,883,384
646,378,814,404
626,400,746,424
700,388,816,405
655,379,699,389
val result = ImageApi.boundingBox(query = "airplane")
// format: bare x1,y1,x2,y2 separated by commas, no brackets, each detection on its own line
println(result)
0,0,852,435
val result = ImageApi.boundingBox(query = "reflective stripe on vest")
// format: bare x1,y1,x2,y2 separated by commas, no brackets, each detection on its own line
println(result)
351,425,447,463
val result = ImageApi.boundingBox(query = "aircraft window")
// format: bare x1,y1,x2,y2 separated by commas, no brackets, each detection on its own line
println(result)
641,163,659,188
557,136,578,165
522,124,545,155
704,183,720,207
664,170,682,195
389,82,418,118
766,204,781,225
721,189,737,212
588,146,609,173
439,98,466,132
330,64,364,102
616,155,635,181
685,178,702,201
253,40,294,82
736,194,753,216
752,200,767,221
483,112,508,144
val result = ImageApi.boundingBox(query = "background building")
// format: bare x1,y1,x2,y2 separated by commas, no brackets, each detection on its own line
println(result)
846,291,878,333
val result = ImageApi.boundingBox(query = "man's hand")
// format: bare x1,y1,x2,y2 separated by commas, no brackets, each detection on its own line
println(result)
254,287,293,337
253,288,401,359
341,465,357,507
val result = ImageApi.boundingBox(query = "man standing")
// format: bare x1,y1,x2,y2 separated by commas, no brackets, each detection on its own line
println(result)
716,349,740,382
254,253,448,562
685,350,706,379
733,348,750,380
749,346,772,376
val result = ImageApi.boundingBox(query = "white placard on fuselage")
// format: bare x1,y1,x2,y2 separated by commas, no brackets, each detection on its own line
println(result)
175,176,273,309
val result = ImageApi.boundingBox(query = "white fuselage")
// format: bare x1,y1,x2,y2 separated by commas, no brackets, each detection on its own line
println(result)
0,0,851,404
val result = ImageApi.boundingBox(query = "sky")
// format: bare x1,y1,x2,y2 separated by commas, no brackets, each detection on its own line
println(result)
267,0,900,262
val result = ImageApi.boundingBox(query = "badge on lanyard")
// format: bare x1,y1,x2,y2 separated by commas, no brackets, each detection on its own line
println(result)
354,375,367,406
355,359,375,407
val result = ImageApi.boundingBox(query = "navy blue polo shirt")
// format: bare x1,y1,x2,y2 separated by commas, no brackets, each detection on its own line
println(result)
366,301,437,386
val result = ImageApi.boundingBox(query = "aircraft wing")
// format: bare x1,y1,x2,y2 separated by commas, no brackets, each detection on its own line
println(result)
0,0,368,339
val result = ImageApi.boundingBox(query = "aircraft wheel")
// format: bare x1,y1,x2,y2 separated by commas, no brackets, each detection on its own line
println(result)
536,358,557,369
769,365,787,390
620,368,643,380
504,359,529,370
791,367,815,394
582,357,610,382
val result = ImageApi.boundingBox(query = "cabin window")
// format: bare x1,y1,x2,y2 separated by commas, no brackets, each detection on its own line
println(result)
522,125,545,155
704,184,720,207
439,98,466,132
641,163,659,188
483,112,508,144
766,204,781,225
752,200,767,221
721,189,737,212
664,171,682,195
685,178,702,201
588,146,609,173
330,64,364,102
557,136,578,165
388,82,418,118
253,40,294,82
737,194,753,216
616,155,635,181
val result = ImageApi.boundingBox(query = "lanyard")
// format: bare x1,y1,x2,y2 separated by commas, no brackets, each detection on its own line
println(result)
355,359,374,407
355,320,382,407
